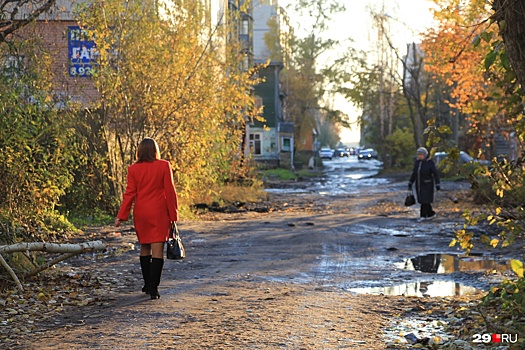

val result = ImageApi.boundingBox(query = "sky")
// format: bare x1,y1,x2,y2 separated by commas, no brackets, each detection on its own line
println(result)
278,0,437,145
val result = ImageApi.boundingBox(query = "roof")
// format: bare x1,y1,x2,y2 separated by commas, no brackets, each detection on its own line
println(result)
279,122,294,133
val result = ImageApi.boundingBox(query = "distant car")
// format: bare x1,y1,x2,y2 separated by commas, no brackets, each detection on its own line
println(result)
348,147,356,156
358,148,378,160
334,148,350,157
319,148,334,160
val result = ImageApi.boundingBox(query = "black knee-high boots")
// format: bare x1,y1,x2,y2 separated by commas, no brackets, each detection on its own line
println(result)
150,258,164,299
139,255,152,294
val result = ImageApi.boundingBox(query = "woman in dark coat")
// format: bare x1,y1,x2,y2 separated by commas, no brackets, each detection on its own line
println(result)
408,147,440,221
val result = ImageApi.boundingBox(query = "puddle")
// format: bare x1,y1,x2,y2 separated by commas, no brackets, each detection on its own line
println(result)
264,188,310,194
348,254,508,297
346,223,456,237
395,254,510,274
265,157,390,196
349,280,482,297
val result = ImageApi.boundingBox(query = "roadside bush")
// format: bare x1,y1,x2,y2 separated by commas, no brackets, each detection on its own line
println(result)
0,41,79,244
60,109,119,218
480,262,525,337
382,128,415,169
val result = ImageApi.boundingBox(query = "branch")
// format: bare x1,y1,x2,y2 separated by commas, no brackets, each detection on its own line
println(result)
0,0,56,43
0,241,106,292
24,252,78,278
0,253,23,291
0,240,105,254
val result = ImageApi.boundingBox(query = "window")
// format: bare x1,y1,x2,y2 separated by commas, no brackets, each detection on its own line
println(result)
254,96,263,109
249,133,262,155
282,137,291,152
241,19,249,35
242,54,250,72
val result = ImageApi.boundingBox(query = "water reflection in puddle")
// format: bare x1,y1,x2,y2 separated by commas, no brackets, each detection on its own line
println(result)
264,188,310,194
395,254,510,274
349,280,482,297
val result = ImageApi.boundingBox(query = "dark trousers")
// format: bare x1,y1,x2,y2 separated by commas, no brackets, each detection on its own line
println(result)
420,203,435,218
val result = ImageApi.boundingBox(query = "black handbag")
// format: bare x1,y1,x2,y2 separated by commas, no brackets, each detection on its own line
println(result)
166,223,185,260
404,191,416,206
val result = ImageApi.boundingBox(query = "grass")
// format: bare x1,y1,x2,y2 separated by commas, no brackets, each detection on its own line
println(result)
66,209,115,228
260,168,298,181
260,168,323,181
296,169,323,177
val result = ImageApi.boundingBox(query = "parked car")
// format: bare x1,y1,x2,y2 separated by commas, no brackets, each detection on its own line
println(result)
334,148,350,157
433,151,491,166
433,151,491,175
319,148,335,160
358,148,378,160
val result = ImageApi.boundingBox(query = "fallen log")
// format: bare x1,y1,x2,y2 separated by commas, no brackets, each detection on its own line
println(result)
0,240,106,291
0,240,105,254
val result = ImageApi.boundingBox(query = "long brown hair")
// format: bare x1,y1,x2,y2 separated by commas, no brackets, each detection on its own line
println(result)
136,138,160,163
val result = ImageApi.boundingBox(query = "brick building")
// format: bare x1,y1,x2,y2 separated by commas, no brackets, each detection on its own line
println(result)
12,1,99,105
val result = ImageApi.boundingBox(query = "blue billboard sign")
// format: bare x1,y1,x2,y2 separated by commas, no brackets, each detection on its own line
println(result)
68,26,97,77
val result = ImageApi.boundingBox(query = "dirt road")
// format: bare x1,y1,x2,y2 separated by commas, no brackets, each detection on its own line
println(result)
2,158,517,349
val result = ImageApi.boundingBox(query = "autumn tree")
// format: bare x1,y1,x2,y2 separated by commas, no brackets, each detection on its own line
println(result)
492,0,525,91
420,2,525,339
0,0,55,42
267,0,353,152
341,8,423,166
0,37,79,243
74,0,259,206
422,0,509,157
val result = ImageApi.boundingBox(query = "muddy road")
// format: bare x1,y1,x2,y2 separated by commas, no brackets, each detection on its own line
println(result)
4,157,520,349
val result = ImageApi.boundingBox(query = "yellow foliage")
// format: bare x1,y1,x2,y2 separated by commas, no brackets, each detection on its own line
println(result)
77,0,261,205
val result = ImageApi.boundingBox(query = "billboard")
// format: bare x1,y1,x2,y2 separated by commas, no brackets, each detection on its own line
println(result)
68,26,97,77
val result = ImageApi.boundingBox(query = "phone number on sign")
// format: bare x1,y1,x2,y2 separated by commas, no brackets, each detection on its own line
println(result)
69,66,94,77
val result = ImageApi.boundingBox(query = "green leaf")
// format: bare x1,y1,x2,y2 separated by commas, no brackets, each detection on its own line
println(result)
480,31,492,43
485,50,497,70
500,52,510,71
499,20,507,33
437,125,452,134
511,259,524,278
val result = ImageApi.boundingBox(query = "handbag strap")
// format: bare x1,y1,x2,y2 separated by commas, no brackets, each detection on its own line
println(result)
170,222,180,239
169,222,176,239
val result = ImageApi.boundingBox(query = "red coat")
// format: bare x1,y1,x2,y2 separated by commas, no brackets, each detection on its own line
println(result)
117,159,178,244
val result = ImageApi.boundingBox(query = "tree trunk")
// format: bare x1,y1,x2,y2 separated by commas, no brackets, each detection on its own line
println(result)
402,43,425,148
493,0,525,90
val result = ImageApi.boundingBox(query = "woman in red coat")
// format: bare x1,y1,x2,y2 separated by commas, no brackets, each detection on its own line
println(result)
115,138,178,299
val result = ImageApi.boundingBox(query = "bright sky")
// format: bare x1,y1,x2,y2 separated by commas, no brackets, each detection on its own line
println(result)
278,0,437,145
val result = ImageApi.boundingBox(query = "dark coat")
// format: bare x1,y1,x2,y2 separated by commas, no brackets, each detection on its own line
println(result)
409,158,440,204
